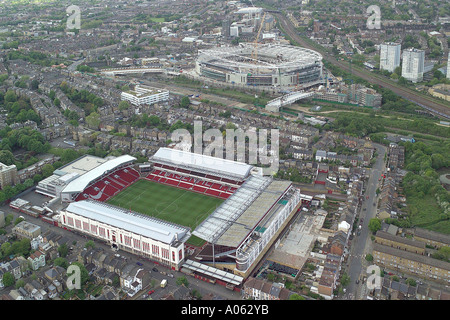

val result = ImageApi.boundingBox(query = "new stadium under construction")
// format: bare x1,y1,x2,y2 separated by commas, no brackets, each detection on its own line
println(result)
41,148,312,289
195,43,323,88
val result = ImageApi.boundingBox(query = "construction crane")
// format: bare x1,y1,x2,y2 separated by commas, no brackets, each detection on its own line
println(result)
251,11,267,62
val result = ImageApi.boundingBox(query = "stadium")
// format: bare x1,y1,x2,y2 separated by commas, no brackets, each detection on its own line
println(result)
195,43,323,88
54,148,310,287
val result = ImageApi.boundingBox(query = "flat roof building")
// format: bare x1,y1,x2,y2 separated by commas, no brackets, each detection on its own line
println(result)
121,85,169,106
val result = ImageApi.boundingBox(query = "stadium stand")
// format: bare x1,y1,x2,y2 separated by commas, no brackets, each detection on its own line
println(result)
74,166,140,202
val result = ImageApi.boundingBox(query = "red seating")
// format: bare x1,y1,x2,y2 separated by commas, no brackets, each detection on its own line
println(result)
178,182,191,189
104,166,242,201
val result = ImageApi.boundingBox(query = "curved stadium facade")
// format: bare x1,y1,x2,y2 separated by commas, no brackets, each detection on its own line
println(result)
195,43,323,88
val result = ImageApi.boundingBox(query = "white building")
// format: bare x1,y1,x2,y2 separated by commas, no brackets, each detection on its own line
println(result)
121,85,169,106
380,43,401,73
60,200,191,270
402,48,425,83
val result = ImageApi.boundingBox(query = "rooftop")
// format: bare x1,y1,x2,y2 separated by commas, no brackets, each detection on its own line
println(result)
151,147,253,181
62,155,136,194
65,200,190,245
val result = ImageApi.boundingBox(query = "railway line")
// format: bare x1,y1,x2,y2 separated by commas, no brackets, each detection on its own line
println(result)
274,13,450,119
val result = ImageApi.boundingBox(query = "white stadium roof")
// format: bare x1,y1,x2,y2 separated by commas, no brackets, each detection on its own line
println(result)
151,148,253,180
66,200,190,245
192,175,293,247
62,155,136,194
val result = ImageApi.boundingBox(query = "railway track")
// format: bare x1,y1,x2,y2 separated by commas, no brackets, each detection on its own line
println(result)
274,13,450,119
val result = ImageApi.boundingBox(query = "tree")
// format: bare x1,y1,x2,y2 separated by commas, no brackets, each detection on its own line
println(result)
15,279,26,289
4,90,17,103
289,293,305,300
176,276,189,287
2,272,15,287
54,257,69,269
30,79,39,90
0,150,16,166
42,164,55,178
340,273,350,287
85,112,100,130
58,243,69,258
84,240,95,249
14,217,25,225
180,96,190,108
53,98,61,107
368,218,381,233
406,278,417,286
118,100,130,111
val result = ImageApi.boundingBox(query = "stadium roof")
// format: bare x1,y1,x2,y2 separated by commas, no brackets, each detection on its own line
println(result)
66,200,190,245
192,175,292,247
151,148,253,181
182,259,244,286
62,155,136,194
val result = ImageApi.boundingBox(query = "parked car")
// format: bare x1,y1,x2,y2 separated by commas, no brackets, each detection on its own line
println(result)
148,290,155,295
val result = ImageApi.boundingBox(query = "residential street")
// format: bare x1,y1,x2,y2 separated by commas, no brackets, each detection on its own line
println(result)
344,143,387,299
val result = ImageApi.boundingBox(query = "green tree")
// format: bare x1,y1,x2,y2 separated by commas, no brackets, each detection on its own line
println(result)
42,164,55,178
118,100,130,111
84,240,95,249
176,276,189,287
406,278,417,286
54,257,69,269
4,90,17,103
85,112,100,130
15,279,26,289
289,293,305,300
14,217,25,225
340,273,350,287
58,243,69,258
179,96,190,108
368,218,382,233
2,272,15,287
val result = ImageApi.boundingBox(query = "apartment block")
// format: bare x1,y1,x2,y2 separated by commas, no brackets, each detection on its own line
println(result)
0,162,18,189
375,231,426,255
380,43,401,73
402,48,425,83
373,243,450,283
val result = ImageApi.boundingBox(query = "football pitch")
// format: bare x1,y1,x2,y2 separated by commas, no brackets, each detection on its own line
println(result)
106,179,223,246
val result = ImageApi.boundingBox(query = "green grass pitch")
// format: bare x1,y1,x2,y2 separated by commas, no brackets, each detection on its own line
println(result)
106,179,223,246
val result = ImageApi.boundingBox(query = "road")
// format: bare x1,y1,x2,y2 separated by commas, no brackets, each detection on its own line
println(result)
344,143,387,300
274,13,450,119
